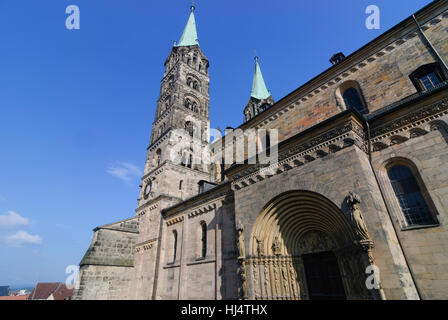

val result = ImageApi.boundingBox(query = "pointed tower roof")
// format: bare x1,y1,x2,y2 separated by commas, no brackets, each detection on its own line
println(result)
176,5,199,47
251,56,271,100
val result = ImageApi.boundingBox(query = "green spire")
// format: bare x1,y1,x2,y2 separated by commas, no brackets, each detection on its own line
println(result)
176,5,199,47
251,56,271,100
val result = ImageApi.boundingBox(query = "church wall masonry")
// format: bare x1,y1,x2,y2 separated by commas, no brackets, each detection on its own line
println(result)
154,184,238,300
73,218,139,300
370,93,448,299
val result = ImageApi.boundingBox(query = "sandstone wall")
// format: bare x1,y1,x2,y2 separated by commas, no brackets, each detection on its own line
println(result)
73,217,139,300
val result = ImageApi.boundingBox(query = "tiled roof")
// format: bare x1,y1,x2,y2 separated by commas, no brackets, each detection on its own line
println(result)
27,283,60,300
0,294,29,300
51,284,74,300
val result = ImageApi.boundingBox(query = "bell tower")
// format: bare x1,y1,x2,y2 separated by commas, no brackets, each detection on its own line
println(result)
132,4,213,299
138,4,212,207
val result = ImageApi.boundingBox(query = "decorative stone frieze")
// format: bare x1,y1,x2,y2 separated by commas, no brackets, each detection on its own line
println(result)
166,216,184,226
371,98,448,152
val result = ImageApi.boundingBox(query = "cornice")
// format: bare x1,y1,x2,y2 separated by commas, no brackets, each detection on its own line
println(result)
166,216,184,226
162,182,232,218
229,116,366,190
135,238,158,253
135,194,182,213
370,97,448,152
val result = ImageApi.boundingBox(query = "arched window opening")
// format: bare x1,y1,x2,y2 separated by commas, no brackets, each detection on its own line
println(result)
184,98,191,109
257,131,271,154
168,76,174,88
200,222,207,259
185,121,194,137
188,154,193,169
180,148,193,168
245,109,252,122
342,87,368,114
179,180,183,190
387,165,436,226
172,231,178,263
155,148,162,167
265,131,271,151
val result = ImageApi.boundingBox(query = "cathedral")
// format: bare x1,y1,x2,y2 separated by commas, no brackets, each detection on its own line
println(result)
73,1,448,300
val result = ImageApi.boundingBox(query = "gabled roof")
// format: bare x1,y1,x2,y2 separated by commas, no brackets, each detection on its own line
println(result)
51,284,74,300
251,57,271,100
175,5,199,47
27,282,72,300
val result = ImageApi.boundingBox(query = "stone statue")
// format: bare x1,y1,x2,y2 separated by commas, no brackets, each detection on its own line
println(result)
238,261,247,299
289,264,300,299
272,236,282,256
254,236,264,257
236,221,245,259
253,264,259,298
281,262,289,295
346,192,370,242
273,264,281,296
263,263,270,298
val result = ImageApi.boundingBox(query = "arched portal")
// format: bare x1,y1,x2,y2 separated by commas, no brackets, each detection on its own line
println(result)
248,190,380,300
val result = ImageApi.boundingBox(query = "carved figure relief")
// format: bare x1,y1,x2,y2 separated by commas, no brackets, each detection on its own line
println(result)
281,262,289,296
289,263,300,299
254,236,264,257
263,262,270,298
238,261,247,299
273,261,281,297
298,231,334,254
272,236,282,256
253,264,259,298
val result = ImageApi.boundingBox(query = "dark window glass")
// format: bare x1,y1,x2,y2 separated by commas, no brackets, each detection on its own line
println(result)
201,223,207,258
419,72,441,90
185,121,194,137
387,165,435,226
265,132,271,151
410,63,446,92
303,251,346,300
342,87,367,114
188,154,192,169
172,231,178,263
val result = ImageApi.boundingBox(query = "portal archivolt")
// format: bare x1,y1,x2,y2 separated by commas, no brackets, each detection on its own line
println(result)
247,190,382,300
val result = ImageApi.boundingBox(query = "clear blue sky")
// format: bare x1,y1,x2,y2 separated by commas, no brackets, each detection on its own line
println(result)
0,0,432,286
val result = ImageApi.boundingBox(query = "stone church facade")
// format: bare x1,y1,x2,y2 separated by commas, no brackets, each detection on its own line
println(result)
73,1,448,300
